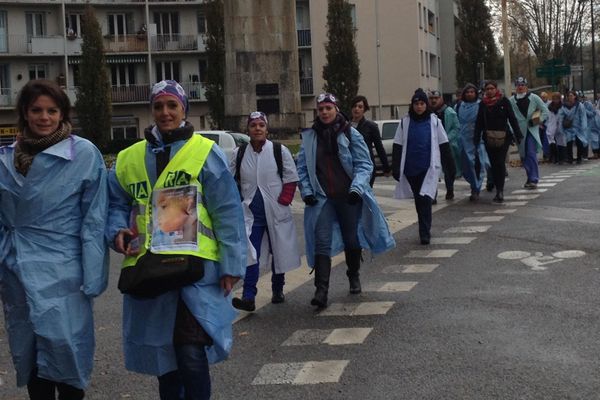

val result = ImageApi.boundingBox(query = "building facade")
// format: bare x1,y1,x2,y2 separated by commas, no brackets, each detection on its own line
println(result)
0,0,457,145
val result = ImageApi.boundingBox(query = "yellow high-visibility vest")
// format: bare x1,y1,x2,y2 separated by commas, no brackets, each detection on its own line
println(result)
115,134,219,268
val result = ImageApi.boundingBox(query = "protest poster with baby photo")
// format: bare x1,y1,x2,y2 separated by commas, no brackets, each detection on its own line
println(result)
151,185,198,252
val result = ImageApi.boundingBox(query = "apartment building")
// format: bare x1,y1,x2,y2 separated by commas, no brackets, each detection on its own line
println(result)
0,0,457,145
0,0,211,145
296,0,457,122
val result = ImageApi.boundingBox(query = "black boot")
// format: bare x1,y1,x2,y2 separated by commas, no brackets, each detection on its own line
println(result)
493,190,504,203
345,248,362,294
311,255,331,308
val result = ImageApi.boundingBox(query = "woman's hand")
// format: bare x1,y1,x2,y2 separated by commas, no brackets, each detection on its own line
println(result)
114,228,140,256
220,275,240,296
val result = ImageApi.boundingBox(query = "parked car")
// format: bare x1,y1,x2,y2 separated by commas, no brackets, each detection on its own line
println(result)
195,130,241,161
373,119,400,171
228,132,250,146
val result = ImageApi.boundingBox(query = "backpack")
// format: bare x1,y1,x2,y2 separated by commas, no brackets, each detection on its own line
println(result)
234,142,283,191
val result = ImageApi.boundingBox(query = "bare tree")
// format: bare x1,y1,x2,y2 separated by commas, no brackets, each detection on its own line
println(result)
491,0,590,64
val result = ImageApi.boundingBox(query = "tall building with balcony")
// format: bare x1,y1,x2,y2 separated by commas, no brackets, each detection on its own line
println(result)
295,0,457,122
0,0,212,145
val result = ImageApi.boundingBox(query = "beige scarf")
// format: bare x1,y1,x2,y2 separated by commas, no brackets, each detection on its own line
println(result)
14,122,72,176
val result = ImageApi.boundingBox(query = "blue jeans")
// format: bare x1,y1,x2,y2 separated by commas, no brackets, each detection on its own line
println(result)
523,133,539,183
242,223,285,300
314,197,361,256
158,344,211,400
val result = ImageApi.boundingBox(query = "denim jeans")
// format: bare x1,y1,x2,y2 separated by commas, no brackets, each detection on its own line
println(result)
314,197,361,256
158,344,211,400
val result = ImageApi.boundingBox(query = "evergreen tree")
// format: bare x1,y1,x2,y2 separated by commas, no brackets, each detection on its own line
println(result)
205,0,225,129
456,0,500,87
75,6,111,151
322,0,360,115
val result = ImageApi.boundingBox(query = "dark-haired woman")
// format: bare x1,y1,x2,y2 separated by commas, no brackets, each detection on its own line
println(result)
0,79,109,399
392,89,455,244
351,95,390,186
474,80,523,203
296,93,395,308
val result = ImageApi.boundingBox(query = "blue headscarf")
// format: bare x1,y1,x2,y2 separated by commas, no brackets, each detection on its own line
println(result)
150,80,189,116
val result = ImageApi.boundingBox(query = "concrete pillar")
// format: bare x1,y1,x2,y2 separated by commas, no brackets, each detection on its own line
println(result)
223,0,304,136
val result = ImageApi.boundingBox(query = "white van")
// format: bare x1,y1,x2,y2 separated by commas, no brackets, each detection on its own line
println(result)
373,119,400,170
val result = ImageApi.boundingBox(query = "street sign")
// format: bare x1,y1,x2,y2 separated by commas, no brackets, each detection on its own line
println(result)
535,64,571,78
571,64,584,72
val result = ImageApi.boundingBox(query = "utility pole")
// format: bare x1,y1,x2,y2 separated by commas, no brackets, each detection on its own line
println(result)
591,0,597,101
502,0,511,96
375,0,382,119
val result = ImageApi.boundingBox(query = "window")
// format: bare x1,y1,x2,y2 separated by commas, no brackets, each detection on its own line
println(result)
111,117,138,140
72,64,80,87
111,64,136,86
425,51,430,77
429,53,438,77
154,12,180,37
66,13,83,36
418,3,422,29
198,59,207,83
197,12,206,34
29,64,47,80
256,83,279,96
26,12,45,39
107,13,132,39
155,61,180,82
349,4,357,30
420,50,424,76
257,99,279,114
427,10,435,34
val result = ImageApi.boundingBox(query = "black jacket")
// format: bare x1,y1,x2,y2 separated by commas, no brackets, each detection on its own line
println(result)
355,117,390,173
474,96,523,146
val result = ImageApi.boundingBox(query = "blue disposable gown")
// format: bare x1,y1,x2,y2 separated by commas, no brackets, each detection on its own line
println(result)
457,100,490,192
0,136,109,389
296,127,395,268
106,136,246,376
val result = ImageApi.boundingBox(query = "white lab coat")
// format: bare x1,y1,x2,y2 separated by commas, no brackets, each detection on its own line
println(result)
393,114,449,200
230,140,301,274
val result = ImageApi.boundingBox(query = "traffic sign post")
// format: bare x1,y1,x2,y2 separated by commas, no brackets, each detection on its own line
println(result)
535,61,572,90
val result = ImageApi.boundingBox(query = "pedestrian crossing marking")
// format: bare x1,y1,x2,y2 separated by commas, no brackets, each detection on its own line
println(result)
535,183,557,187
538,179,564,183
323,328,373,345
503,201,529,206
405,249,458,258
474,209,517,214
318,301,395,316
294,360,349,384
363,281,418,292
544,175,570,178
502,194,539,200
251,360,349,385
251,362,305,385
511,189,547,194
382,264,439,273
460,216,504,223
430,236,477,244
444,225,491,233
281,329,331,346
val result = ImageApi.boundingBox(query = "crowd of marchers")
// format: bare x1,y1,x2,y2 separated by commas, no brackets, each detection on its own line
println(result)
0,75,597,400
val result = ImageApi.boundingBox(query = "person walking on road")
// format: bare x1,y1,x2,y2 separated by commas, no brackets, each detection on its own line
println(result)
429,90,461,200
392,89,455,244
546,92,567,164
474,80,523,203
456,83,490,201
350,95,391,186
509,77,549,189
582,94,600,159
296,93,395,308
107,80,246,400
558,90,588,165
0,79,109,400
229,111,301,312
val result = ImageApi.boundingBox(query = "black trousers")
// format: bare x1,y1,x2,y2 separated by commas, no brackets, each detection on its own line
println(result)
27,373,84,400
405,172,432,241
567,138,585,162
485,140,510,192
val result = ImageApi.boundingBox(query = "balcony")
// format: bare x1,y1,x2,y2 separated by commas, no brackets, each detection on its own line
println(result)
0,88,14,107
103,35,148,53
0,35,64,55
151,34,204,52
297,29,311,47
65,82,205,105
300,77,313,96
